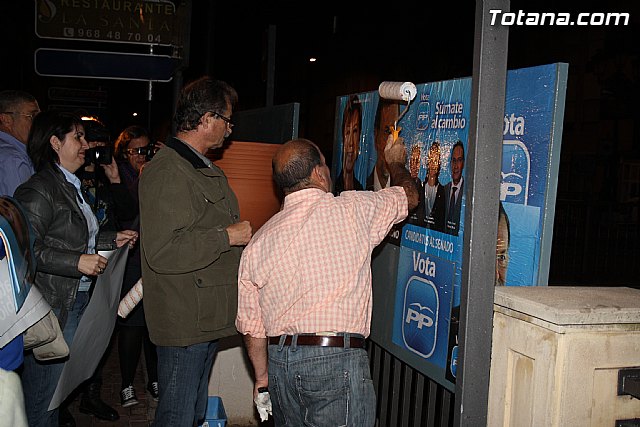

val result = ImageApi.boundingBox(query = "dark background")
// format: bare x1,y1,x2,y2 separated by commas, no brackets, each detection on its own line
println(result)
1,1,639,286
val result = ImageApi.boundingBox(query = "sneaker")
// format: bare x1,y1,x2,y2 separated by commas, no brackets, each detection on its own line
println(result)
147,381,159,401
120,385,139,408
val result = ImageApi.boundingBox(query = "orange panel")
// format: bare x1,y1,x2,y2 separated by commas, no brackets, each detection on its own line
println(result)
210,141,282,232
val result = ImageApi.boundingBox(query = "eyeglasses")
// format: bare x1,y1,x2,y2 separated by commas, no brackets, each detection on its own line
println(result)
0,111,39,121
210,111,234,128
125,146,150,156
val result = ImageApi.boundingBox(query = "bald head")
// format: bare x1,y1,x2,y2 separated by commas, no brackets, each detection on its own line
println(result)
273,138,331,194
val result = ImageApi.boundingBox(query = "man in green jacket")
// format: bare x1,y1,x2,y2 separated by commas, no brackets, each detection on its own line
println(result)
139,76,252,426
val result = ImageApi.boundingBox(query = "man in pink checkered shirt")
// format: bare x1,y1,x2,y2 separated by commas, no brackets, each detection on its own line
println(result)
236,137,418,426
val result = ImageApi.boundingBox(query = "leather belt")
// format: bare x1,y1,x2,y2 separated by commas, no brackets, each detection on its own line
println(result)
268,335,366,348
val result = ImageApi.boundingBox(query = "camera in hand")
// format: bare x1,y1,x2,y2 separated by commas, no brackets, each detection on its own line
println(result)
146,141,160,161
85,145,113,165
124,140,160,161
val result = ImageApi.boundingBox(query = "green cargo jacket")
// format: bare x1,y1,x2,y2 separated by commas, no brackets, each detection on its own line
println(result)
139,137,243,346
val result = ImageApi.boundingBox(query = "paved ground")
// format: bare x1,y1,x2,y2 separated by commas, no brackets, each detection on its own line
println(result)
66,329,267,427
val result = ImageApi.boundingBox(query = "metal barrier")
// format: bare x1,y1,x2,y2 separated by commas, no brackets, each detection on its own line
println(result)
366,198,640,427
369,340,454,427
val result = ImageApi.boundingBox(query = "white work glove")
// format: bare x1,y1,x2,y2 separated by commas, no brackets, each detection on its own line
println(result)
254,388,272,422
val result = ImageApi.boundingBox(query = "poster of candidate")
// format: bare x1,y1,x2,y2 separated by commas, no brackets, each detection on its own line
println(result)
331,63,568,391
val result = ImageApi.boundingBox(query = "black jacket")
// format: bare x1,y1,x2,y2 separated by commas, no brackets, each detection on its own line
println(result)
14,164,117,327
76,166,136,232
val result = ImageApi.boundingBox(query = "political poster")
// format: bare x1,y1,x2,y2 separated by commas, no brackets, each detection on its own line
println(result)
332,63,568,391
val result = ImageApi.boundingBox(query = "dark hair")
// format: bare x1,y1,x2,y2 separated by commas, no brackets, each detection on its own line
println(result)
114,125,150,160
0,90,37,112
273,138,322,194
373,98,397,139
498,201,510,247
27,111,83,172
174,76,238,132
82,117,110,144
342,94,362,136
451,140,465,162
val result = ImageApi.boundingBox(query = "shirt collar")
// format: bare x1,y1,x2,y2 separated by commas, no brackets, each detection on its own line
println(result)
282,188,326,209
57,163,81,190
452,176,464,190
182,139,214,168
0,130,27,152
166,137,211,169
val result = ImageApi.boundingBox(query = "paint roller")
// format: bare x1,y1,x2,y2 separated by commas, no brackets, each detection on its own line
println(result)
378,81,417,141
378,81,417,103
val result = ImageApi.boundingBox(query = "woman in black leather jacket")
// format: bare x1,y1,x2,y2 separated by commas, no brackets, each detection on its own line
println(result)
14,111,137,427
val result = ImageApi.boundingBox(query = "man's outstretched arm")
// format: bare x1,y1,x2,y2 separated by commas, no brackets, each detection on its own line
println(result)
385,135,420,210
242,334,269,398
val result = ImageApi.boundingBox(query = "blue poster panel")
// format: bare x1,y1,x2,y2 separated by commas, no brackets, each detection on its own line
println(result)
332,63,568,391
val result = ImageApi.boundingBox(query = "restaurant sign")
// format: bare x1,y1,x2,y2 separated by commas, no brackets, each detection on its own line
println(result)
34,0,179,46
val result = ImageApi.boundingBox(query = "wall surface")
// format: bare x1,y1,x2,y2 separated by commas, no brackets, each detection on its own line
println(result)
207,140,282,425
210,140,282,232
209,335,258,425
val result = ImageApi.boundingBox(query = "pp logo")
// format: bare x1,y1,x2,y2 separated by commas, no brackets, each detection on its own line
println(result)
402,275,439,358
416,101,430,131
450,345,458,378
500,140,530,204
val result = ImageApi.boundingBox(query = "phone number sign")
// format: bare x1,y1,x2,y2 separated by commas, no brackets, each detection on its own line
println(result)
35,0,179,46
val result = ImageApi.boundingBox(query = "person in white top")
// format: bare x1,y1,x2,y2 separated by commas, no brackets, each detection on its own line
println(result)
423,141,447,231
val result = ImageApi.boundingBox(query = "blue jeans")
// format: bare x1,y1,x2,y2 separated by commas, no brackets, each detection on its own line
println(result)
268,334,376,427
22,291,89,427
152,340,218,427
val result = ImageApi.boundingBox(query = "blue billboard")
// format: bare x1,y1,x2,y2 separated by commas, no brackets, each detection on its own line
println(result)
332,63,568,391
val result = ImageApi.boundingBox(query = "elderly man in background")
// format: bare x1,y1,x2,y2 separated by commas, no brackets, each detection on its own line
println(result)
0,90,40,426
0,90,40,197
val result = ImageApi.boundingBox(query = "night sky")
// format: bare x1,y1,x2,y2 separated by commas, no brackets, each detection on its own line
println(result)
1,1,639,285
0,1,636,163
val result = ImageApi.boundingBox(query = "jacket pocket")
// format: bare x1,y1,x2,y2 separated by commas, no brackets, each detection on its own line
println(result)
202,188,224,205
193,271,238,332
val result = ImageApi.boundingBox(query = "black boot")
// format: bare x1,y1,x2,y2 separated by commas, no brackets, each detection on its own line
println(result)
58,404,76,427
79,381,120,421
